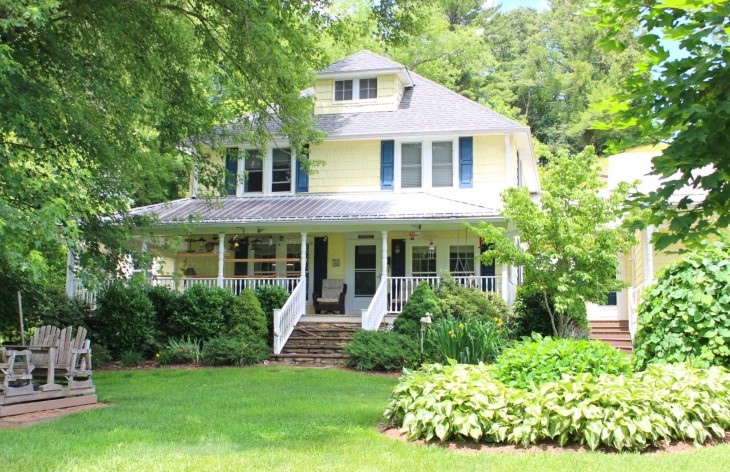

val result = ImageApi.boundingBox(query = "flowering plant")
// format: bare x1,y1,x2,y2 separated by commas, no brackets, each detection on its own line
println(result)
426,316,508,364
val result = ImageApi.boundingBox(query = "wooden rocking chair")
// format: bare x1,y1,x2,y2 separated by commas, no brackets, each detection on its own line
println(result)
0,348,34,397
29,325,93,391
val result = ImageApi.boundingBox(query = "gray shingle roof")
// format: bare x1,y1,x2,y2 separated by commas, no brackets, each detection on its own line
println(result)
319,50,404,74
129,191,502,226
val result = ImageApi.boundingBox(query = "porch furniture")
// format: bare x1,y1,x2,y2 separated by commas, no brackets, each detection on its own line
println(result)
0,348,34,397
28,325,93,390
314,279,347,314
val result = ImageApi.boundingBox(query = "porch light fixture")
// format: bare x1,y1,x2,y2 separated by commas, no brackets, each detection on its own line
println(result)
197,237,206,253
184,238,196,253
394,244,401,255
428,241,435,259
251,238,262,250
268,236,274,247
228,235,239,250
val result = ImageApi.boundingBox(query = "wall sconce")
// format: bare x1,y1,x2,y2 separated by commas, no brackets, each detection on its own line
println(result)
394,244,401,255
251,238,262,250
409,231,416,240
268,236,274,247
428,241,435,259
228,235,239,250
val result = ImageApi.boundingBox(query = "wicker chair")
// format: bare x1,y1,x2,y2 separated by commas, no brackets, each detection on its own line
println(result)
313,279,347,314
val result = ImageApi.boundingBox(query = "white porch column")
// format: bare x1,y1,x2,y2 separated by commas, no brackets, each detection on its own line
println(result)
501,263,509,302
643,226,654,285
141,239,149,279
381,230,388,282
300,232,308,280
65,248,75,298
217,232,226,288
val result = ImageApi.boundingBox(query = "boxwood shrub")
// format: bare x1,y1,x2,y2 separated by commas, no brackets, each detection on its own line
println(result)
343,330,419,371
166,284,233,341
385,363,730,451
393,282,442,337
634,237,730,369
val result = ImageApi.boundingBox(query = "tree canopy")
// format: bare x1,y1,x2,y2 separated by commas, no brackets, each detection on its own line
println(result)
593,0,730,249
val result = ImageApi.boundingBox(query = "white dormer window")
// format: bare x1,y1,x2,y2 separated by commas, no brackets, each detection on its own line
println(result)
334,78,378,101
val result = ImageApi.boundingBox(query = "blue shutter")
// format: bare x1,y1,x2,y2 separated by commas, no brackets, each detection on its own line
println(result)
225,148,238,195
381,140,394,190
296,159,309,192
459,137,473,188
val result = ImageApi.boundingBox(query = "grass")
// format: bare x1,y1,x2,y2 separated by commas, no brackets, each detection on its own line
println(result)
0,366,728,471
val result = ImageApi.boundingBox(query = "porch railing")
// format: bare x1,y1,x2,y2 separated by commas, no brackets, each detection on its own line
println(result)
273,278,306,355
387,275,501,314
149,276,298,294
362,278,389,331
627,282,647,340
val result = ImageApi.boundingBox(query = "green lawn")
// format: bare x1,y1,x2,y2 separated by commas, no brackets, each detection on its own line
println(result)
1,366,728,471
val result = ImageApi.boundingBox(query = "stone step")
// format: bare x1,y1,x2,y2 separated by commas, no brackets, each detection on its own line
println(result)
285,337,351,347
271,353,348,366
589,321,629,329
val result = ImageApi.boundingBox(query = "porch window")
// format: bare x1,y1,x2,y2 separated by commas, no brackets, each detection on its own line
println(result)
244,149,263,193
449,245,475,276
432,141,453,187
286,243,301,276
401,143,422,188
272,148,292,192
253,245,276,275
359,78,377,99
412,246,436,277
334,80,353,101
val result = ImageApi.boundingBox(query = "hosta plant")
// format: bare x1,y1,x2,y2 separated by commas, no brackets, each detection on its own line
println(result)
384,363,730,451
634,236,730,369
492,334,632,389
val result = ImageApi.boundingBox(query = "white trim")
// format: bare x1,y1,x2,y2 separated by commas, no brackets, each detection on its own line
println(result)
318,68,413,87
505,133,512,185
644,226,654,285
332,77,379,103
394,136,459,191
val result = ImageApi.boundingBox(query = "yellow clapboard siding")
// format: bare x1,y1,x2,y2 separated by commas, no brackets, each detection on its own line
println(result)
473,135,507,190
309,140,381,192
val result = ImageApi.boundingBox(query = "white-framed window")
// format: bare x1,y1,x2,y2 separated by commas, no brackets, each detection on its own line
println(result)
334,77,378,102
244,149,263,193
449,245,475,276
412,246,437,277
253,244,276,275
271,148,292,193
396,138,458,189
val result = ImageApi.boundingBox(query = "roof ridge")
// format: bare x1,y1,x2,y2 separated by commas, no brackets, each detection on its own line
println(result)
408,70,528,130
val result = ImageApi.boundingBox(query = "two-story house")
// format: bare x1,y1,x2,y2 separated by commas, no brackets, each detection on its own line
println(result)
67,51,541,355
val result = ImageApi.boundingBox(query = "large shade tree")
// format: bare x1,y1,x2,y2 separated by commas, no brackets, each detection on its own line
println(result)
593,0,730,250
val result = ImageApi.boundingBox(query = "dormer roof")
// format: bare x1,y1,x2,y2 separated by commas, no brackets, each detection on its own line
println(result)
317,50,414,87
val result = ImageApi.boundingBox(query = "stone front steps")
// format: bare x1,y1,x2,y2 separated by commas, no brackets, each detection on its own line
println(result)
589,320,632,354
271,321,361,366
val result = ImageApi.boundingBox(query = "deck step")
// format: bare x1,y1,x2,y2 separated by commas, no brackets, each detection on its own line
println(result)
589,321,633,353
280,321,361,366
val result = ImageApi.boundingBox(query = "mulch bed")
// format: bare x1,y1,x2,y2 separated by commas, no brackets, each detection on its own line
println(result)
380,425,730,455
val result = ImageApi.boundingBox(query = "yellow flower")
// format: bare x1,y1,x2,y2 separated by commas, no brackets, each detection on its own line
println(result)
458,323,465,330
493,317,500,323
496,330,501,334
497,319,504,326
450,333,457,340
448,330,454,336
155,353,160,358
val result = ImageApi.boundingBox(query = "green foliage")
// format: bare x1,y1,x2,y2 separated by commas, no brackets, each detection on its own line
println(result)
202,336,269,366
255,284,289,343
511,285,588,339
157,336,203,365
593,0,730,249
393,282,442,337
343,330,419,371
166,284,232,341
228,290,268,343
385,363,730,451
93,280,157,359
31,287,93,332
90,344,112,368
634,237,730,369
436,276,512,323
493,334,632,390
470,147,634,335
119,350,145,368
145,285,181,339
427,317,507,365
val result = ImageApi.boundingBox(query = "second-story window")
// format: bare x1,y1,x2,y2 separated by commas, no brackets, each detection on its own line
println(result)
432,141,453,187
244,149,263,193
401,142,422,188
334,80,353,101
272,148,292,192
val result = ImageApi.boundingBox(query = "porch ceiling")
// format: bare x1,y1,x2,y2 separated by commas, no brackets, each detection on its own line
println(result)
129,191,502,226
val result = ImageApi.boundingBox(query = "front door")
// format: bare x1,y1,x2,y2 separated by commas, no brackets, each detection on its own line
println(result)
347,240,381,312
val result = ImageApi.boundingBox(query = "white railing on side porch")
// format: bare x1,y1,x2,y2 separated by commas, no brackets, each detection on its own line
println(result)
361,275,504,331
362,278,389,331
223,277,299,294
627,282,647,340
273,278,307,355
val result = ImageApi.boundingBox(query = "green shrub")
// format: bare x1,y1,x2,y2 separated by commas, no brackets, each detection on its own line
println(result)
92,280,157,358
385,363,730,451
427,316,508,364
32,287,94,332
91,344,112,368
227,289,268,343
393,282,442,337
436,277,512,323
157,336,203,365
166,284,233,341
202,336,270,366
146,285,181,339
255,284,289,342
511,285,587,339
634,237,730,369
343,330,419,371
119,350,144,367
492,334,632,389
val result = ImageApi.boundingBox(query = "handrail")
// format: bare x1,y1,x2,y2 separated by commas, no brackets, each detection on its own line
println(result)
273,278,306,355
387,275,502,314
361,278,389,331
627,282,648,340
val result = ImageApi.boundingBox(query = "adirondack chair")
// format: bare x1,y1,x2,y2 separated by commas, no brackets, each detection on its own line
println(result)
0,348,34,397
30,325,93,390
